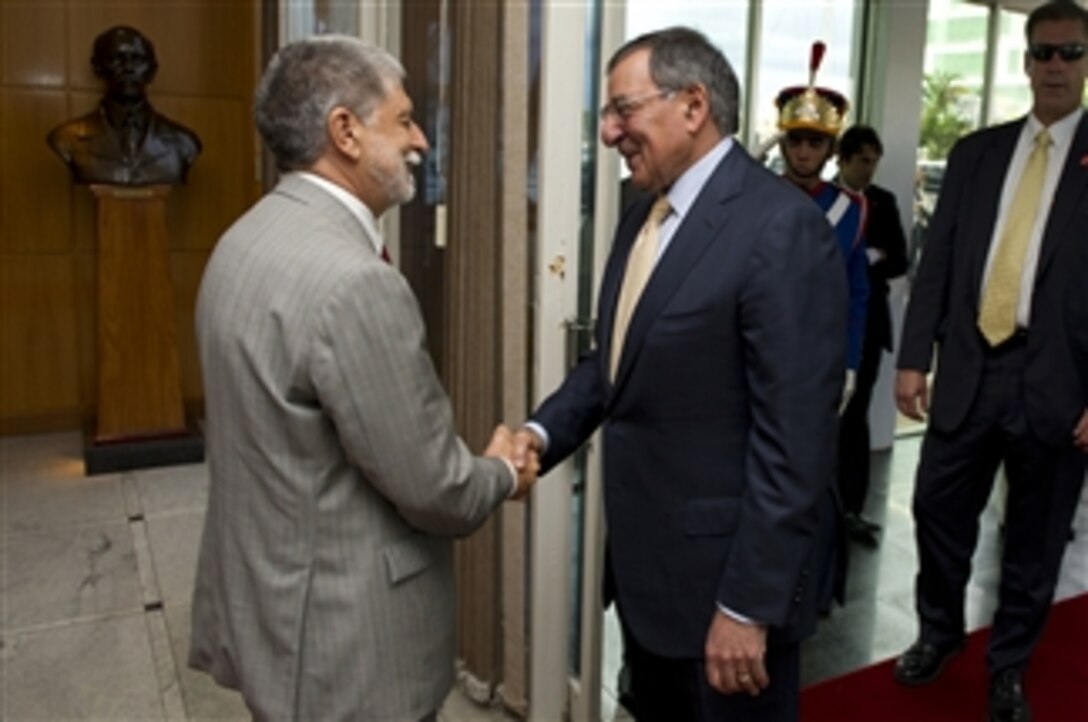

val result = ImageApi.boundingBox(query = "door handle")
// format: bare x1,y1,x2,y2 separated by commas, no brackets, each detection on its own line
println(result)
564,317,596,370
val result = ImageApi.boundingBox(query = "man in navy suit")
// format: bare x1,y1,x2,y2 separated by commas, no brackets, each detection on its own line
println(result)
514,27,846,721
835,125,910,546
893,3,1088,721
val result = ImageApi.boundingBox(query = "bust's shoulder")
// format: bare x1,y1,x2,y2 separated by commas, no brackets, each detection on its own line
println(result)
150,112,201,153
47,110,107,148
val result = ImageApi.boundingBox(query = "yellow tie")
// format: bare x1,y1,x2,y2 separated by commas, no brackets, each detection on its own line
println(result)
611,195,671,379
978,129,1052,346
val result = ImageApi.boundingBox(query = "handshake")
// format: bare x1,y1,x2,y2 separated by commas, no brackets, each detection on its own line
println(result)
484,425,543,500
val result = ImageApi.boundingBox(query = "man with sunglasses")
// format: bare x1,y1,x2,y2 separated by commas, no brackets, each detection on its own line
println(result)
514,27,845,721
894,2,1088,721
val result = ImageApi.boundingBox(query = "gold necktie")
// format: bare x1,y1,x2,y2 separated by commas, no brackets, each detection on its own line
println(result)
610,195,671,379
978,129,1052,346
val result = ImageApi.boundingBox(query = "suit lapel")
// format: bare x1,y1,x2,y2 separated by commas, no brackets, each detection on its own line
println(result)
608,148,747,395
1036,113,1088,278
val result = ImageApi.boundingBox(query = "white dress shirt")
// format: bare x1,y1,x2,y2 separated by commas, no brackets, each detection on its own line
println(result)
981,108,1083,329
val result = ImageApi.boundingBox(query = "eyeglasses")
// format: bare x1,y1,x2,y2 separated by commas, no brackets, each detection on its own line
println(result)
1028,43,1086,62
599,89,675,122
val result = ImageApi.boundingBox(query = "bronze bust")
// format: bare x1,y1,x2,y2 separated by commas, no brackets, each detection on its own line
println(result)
47,26,201,186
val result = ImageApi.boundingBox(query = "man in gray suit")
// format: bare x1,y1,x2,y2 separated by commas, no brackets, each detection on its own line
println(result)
188,36,536,722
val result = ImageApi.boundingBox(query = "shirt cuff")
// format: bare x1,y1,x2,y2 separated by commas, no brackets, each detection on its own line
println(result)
523,421,551,455
717,603,761,626
498,457,519,498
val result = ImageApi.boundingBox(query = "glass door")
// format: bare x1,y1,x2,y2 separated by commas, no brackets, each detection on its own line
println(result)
526,1,613,720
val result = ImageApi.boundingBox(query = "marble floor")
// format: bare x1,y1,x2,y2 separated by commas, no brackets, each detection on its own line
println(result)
1,431,1085,721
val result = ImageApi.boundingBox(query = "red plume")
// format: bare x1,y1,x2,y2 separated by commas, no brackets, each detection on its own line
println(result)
809,41,826,86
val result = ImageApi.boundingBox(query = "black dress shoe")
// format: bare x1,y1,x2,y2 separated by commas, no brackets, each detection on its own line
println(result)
893,638,965,685
989,669,1031,722
845,513,881,547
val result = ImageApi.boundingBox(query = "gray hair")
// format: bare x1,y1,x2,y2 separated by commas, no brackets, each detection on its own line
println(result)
255,35,405,171
608,27,739,136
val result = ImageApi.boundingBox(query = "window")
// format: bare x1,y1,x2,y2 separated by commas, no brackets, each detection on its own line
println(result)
752,0,860,170
988,9,1033,124
624,0,750,87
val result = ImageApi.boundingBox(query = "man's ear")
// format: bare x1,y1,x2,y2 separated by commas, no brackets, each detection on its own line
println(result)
327,107,363,159
680,84,710,132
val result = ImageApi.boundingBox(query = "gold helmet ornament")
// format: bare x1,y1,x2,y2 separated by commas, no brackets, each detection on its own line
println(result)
775,41,849,137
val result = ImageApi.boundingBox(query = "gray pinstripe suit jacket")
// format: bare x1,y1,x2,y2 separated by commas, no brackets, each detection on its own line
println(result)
188,174,512,721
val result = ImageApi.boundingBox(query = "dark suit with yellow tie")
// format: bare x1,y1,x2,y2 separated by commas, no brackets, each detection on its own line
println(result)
897,112,1088,676
531,142,846,719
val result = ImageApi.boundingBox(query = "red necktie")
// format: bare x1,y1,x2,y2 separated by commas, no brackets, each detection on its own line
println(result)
380,246,392,264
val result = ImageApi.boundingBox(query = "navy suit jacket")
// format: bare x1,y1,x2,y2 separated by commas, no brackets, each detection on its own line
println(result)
898,114,1088,445
532,144,847,658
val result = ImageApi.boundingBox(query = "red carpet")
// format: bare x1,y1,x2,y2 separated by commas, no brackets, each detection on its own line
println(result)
800,593,1088,721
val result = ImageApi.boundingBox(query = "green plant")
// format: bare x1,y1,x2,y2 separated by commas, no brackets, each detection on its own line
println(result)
918,71,973,160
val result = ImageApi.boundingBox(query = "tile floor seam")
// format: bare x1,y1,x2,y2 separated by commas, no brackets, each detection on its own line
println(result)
2,518,139,540
122,471,144,519
3,607,147,635
131,517,164,608
145,607,187,721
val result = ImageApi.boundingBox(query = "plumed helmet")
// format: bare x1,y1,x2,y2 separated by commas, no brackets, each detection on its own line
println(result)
775,41,849,137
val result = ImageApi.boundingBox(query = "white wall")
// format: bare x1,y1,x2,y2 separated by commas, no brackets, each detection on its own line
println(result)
864,0,930,450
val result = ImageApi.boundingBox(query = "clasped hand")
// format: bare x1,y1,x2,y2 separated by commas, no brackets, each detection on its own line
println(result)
485,425,540,500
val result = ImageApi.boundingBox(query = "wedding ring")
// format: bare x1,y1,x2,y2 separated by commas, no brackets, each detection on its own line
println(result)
738,673,751,683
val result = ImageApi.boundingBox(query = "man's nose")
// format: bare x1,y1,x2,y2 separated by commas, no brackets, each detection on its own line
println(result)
411,122,430,155
600,115,623,147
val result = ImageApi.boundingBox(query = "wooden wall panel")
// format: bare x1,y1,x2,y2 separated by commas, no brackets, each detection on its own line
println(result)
0,1,259,434
0,84,5,243
1,89,73,253
499,0,532,710
67,1,255,97
448,0,504,693
70,162,99,251
0,2,6,83
169,249,211,402
0,255,81,425
1,1,66,87
158,96,255,251
73,250,97,411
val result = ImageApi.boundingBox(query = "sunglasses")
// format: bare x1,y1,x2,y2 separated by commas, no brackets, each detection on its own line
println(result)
1028,43,1086,62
